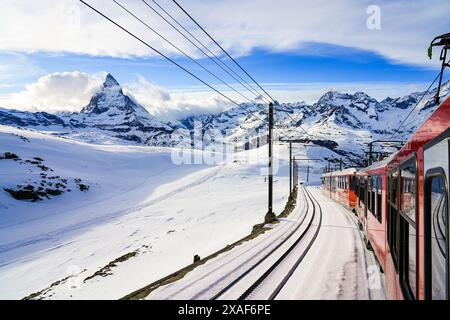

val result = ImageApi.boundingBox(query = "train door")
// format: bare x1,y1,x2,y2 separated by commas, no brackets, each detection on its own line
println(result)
399,155,418,300
387,169,399,269
424,130,450,300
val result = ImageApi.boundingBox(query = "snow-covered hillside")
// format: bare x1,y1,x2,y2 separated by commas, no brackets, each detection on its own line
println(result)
1,125,326,299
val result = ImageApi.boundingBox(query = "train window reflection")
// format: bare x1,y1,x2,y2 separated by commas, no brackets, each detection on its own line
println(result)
388,171,399,264
377,176,382,223
430,175,447,300
401,162,416,223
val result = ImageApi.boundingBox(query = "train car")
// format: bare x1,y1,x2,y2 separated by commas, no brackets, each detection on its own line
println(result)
321,168,357,210
354,95,450,300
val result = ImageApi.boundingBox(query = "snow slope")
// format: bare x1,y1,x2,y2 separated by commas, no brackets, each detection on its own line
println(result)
0,125,297,299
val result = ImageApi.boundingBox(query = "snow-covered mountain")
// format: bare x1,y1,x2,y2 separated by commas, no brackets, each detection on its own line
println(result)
181,80,449,162
0,74,176,146
0,73,448,164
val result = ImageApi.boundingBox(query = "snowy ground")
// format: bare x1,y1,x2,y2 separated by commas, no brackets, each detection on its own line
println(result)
149,187,386,300
0,124,349,300
276,187,385,300
0,125,304,300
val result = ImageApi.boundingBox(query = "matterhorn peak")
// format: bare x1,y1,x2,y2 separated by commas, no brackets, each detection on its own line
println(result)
103,73,120,88
81,73,129,114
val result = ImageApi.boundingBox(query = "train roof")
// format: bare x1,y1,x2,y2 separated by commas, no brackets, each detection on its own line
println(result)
321,168,357,178
358,153,395,173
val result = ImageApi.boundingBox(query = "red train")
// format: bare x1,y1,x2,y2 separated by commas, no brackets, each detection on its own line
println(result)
321,95,450,300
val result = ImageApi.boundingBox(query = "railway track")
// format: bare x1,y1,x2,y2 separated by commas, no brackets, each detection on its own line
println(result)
144,186,309,300
213,187,323,300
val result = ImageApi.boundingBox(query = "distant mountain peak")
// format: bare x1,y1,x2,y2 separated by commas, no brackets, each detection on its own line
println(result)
103,73,121,89
81,74,128,114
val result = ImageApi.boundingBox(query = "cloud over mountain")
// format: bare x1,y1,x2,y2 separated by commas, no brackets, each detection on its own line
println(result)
0,71,106,112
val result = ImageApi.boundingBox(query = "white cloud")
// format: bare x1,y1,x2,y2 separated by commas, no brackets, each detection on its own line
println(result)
124,76,234,121
0,71,233,120
0,71,105,112
0,0,448,66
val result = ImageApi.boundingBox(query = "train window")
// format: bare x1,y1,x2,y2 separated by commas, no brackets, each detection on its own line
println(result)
399,159,417,300
401,162,416,223
388,170,399,267
359,178,366,206
367,178,372,211
371,177,376,215
425,173,448,300
376,176,382,223
350,176,356,192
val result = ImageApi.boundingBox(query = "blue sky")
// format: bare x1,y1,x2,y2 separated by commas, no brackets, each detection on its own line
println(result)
0,0,449,119
0,45,443,96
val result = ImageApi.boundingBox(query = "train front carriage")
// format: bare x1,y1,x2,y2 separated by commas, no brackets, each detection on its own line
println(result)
321,169,357,210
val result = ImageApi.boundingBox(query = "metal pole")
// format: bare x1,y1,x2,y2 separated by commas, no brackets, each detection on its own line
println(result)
307,165,310,183
293,156,297,187
340,158,343,171
289,141,292,196
435,47,447,104
265,102,276,223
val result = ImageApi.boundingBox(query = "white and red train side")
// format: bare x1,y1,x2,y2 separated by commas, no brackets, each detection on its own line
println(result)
321,95,450,300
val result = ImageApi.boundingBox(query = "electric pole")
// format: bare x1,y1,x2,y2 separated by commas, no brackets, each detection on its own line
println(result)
279,139,322,196
265,102,276,223
289,141,292,195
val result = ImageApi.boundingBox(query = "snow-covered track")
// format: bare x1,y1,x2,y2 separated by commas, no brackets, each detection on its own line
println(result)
237,187,323,300
208,187,310,300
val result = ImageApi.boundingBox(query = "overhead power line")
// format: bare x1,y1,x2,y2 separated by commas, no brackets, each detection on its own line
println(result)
171,0,276,104
163,0,313,138
145,0,270,104
388,72,441,142
113,0,255,104
79,0,266,123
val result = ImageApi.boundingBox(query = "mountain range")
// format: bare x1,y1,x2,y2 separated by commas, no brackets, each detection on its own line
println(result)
1,73,449,163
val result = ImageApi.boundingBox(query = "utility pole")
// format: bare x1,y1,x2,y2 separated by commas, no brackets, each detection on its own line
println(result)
289,141,292,195
293,158,321,183
265,102,276,223
367,140,404,166
279,139,322,195
293,156,297,187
